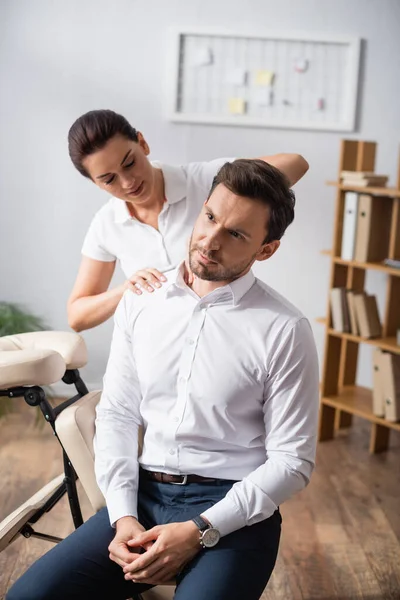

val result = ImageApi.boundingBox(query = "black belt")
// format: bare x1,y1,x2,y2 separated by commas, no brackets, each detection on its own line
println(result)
140,469,218,485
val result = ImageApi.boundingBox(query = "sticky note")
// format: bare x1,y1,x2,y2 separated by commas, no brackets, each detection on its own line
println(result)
225,68,247,86
255,88,273,106
255,70,274,86
192,47,213,67
228,98,246,114
317,97,325,110
295,59,309,73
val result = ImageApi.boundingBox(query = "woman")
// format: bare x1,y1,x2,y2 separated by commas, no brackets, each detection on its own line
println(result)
67,110,308,331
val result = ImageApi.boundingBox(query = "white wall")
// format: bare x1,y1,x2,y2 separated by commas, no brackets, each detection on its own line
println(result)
1,0,399,388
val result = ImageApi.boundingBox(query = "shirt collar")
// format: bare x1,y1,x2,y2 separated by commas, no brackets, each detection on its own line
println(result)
113,161,187,224
165,263,255,306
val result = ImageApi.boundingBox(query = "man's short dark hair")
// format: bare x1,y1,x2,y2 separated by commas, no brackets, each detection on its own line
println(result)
209,159,296,243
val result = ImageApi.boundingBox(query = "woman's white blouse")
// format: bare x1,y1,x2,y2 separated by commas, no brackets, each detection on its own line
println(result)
81,158,233,278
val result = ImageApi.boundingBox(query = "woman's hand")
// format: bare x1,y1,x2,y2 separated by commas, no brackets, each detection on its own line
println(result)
124,268,167,295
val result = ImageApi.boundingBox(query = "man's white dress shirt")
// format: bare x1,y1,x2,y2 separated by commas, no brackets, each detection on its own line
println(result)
94,264,320,537
81,159,233,278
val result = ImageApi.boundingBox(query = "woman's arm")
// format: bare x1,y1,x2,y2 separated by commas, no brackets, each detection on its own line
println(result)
259,153,309,186
67,257,123,332
68,257,168,332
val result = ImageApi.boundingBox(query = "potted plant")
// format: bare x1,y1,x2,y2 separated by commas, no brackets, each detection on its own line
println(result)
0,302,49,418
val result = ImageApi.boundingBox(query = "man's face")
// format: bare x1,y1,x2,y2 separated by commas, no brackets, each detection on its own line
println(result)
189,184,279,282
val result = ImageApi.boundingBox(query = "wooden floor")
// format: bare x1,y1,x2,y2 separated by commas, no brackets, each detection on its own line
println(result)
1,400,400,600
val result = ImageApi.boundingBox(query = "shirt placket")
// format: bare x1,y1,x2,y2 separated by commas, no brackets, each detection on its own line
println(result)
163,301,208,471
157,206,173,270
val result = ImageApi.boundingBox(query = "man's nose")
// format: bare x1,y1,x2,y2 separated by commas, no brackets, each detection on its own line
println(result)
202,231,220,252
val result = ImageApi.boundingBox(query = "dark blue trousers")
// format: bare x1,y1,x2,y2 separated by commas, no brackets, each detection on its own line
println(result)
7,474,281,600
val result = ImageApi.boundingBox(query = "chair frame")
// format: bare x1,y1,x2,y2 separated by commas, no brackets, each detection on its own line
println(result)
1,363,171,599
0,368,89,540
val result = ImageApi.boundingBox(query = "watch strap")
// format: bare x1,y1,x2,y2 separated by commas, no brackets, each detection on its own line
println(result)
192,515,210,532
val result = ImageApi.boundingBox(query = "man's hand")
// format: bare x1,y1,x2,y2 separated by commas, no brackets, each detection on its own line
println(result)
109,516,151,569
123,521,201,584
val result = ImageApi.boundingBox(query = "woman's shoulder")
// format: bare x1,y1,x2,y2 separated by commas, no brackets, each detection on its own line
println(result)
182,157,235,180
89,196,127,225
157,158,235,201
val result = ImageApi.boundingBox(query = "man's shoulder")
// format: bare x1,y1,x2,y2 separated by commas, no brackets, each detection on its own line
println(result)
121,267,178,314
252,278,305,322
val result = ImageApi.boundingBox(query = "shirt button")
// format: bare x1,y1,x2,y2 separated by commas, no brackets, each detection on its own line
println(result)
169,448,175,455
173,416,179,423
179,376,186,384
187,338,195,345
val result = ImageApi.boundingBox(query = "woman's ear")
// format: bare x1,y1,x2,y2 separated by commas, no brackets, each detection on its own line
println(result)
137,132,150,156
256,240,280,262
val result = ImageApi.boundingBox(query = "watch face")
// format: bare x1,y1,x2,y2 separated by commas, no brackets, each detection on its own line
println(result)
202,527,220,548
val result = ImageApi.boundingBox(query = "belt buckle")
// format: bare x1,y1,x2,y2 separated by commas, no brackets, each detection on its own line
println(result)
170,474,188,485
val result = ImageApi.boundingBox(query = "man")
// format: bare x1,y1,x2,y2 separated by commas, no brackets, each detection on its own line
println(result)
7,159,319,600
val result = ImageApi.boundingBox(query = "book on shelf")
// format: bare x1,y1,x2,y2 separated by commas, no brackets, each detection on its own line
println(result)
353,194,392,263
329,288,350,333
372,348,385,417
340,170,389,187
341,192,358,260
379,352,400,422
352,292,382,338
383,258,400,269
346,290,359,335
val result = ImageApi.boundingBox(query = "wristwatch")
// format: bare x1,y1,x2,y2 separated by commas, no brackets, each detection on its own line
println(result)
192,515,220,548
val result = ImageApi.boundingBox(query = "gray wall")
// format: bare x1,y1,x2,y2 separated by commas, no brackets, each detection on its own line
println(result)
1,0,399,388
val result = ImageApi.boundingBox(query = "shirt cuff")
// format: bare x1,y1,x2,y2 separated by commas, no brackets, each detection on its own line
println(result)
106,488,138,528
201,495,246,537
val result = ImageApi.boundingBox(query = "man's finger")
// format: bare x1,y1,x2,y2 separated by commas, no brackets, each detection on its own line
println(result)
124,557,167,580
123,544,159,574
127,527,159,547
125,565,174,584
108,543,141,564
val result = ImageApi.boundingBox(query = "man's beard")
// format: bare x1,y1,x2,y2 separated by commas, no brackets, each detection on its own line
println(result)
188,243,256,282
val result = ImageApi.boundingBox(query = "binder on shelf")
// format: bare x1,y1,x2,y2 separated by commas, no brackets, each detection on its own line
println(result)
352,293,382,338
346,290,359,335
353,194,392,263
330,288,350,333
380,352,400,422
372,348,385,417
341,192,358,260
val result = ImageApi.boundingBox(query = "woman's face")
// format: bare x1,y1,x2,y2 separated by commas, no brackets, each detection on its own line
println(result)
82,133,156,205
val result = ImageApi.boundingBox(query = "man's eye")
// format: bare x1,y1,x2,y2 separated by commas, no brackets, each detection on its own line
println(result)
230,231,242,239
124,160,135,168
105,176,115,185
206,213,214,220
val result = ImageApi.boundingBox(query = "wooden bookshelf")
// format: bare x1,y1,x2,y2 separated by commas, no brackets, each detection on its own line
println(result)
326,181,400,198
320,251,400,277
318,139,400,453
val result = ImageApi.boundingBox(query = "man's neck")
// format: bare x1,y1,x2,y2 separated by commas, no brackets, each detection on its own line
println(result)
190,277,230,299
187,265,252,299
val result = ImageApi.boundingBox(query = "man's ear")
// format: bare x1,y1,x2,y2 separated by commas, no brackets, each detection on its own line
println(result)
255,240,280,262
137,132,150,156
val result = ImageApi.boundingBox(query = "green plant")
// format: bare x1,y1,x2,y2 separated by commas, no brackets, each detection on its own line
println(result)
0,302,50,419
0,302,49,336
